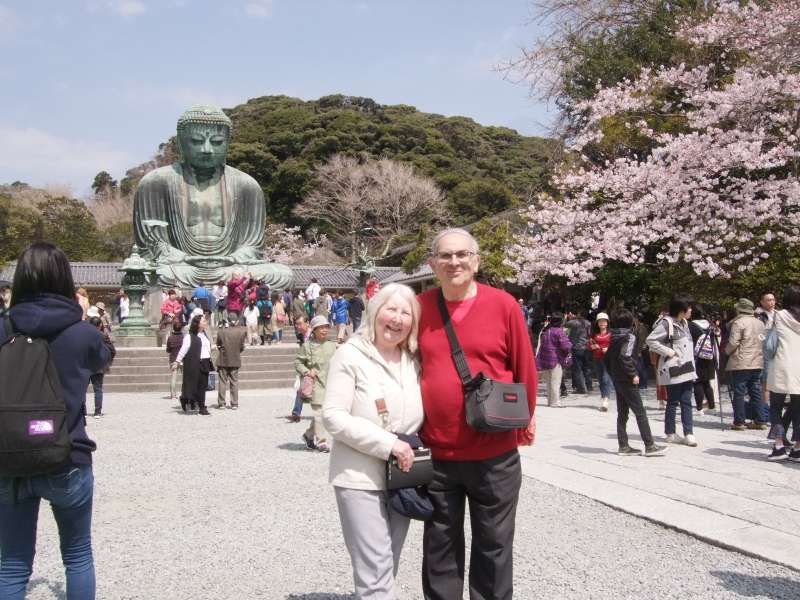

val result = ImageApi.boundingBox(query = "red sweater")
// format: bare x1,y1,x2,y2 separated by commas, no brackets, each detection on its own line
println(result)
418,284,538,461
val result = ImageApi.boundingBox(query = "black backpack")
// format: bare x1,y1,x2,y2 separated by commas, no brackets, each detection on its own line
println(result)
0,316,72,477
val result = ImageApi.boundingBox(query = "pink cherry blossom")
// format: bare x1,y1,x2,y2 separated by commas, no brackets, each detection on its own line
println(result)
509,0,800,285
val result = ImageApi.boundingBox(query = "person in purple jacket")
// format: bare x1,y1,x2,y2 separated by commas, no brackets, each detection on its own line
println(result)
536,312,573,407
0,242,111,600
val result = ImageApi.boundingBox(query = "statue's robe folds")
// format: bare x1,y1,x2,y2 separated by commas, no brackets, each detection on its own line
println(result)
133,163,293,290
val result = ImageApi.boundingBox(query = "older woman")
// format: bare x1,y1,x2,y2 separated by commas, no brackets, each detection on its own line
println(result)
322,283,423,599
295,315,337,452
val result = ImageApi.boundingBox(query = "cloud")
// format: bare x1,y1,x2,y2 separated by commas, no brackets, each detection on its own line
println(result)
244,0,272,19
110,1,147,17
0,124,132,193
86,1,147,17
0,4,21,36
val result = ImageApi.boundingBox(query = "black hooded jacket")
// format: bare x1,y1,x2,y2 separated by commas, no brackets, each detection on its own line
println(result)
0,293,110,465
604,327,639,382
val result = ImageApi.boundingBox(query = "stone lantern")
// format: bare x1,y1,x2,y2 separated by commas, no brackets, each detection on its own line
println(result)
116,245,157,346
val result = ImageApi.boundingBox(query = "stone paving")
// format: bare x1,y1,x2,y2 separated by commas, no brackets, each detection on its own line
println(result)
16,389,800,599
523,383,800,572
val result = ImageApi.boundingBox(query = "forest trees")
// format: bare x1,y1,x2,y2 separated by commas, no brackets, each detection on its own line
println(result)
294,154,449,261
507,1,800,300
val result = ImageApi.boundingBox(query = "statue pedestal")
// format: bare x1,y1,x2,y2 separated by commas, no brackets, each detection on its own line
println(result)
115,333,159,348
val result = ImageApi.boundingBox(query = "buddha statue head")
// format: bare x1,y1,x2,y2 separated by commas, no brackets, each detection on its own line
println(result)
176,105,233,175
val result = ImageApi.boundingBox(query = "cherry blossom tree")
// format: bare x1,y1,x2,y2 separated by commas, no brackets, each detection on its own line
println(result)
263,223,326,264
508,0,800,285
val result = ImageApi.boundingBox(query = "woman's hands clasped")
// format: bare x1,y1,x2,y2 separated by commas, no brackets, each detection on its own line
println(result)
391,439,415,472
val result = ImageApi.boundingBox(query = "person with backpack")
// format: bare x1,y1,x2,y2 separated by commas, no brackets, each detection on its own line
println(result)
0,242,111,600
689,304,719,415
536,312,572,407
87,316,116,418
765,286,800,461
605,309,667,457
256,295,273,345
646,294,698,446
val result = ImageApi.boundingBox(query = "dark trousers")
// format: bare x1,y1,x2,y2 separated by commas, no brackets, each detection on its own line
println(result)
769,392,800,443
423,450,521,600
635,352,648,389
613,379,654,448
693,379,715,410
571,349,592,393
89,373,104,415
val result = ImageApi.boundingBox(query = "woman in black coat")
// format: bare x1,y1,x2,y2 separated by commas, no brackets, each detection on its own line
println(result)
175,314,214,415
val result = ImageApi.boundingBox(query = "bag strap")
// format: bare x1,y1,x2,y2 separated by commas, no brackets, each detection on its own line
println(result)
436,290,474,386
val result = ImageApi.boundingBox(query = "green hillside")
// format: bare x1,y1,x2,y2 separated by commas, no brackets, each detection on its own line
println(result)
218,94,555,225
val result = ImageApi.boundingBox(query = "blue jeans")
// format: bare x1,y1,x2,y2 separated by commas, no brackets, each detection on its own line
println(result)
594,360,613,398
292,391,304,417
730,369,767,424
89,373,104,415
665,380,694,435
0,464,95,600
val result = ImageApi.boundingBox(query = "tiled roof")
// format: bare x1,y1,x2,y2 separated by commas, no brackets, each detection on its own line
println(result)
382,263,434,285
0,262,403,290
0,262,125,289
290,266,401,290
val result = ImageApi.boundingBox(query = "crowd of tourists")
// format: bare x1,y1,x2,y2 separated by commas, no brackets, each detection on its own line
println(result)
3,230,800,599
530,291,800,462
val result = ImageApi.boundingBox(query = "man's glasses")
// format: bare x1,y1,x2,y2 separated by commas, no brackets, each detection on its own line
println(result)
433,250,476,263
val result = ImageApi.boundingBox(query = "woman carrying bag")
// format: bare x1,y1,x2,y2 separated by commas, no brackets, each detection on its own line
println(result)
295,316,337,452
176,313,214,415
322,283,424,599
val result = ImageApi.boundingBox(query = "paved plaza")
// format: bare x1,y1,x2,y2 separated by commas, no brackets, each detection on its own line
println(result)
20,388,800,599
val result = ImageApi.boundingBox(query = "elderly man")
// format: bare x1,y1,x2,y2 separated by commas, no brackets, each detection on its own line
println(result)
215,311,247,409
417,228,537,600
726,298,768,429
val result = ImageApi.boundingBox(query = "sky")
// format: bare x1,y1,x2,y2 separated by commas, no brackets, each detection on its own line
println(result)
0,0,553,196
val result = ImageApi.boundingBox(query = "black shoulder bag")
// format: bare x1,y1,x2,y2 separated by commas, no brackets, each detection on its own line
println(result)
437,291,530,432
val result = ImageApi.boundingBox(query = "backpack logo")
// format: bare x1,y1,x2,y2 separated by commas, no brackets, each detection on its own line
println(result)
28,420,55,436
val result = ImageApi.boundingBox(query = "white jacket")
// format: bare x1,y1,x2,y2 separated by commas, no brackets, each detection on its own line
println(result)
767,309,800,394
322,335,424,491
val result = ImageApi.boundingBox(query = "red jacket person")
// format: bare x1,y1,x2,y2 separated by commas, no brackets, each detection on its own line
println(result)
418,228,537,600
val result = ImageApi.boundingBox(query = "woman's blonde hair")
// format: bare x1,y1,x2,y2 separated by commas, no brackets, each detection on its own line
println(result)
358,283,421,354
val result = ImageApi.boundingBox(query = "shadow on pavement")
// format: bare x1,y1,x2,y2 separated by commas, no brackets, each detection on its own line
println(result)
704,447,767,461
710,570,800,599
27,578,66,600
561,445,617,455
277,442,313,452
286,594,355,599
